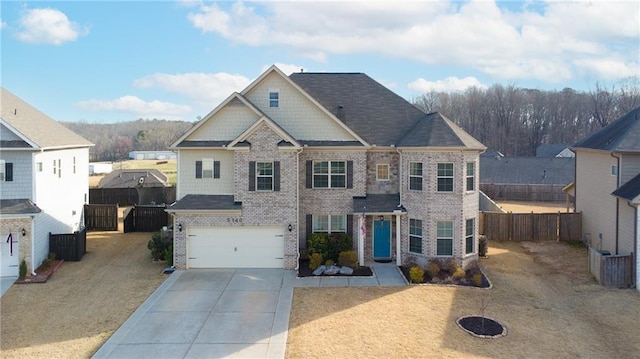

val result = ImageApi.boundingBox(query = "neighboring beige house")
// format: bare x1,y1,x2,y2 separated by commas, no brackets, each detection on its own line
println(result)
572,106,640,290
167,66,486,270
0,88,93,277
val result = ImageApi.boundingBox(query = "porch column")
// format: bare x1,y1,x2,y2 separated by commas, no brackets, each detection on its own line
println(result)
358,215,365,265
395,213,402,265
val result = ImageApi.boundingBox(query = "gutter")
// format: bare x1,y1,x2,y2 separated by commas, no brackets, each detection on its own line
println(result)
611,152,621,254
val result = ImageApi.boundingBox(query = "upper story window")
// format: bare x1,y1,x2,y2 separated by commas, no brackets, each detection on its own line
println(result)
0,160,6,181
437,163,454,192
409,162,422,191
53,159,57,175
36,162,43,172
314,161,346,188
376,164,390,181
195,159,220,179
256,162,274,191
466,162,475,191
436,221,453,256
269,90,279,108
57,159,61,178
409,218,423,254
611,165,618,176
73,157,77,174
312,214,346,233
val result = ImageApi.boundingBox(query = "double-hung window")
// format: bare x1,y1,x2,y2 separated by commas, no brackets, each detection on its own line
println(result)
437,221,453,256
377,164,389,181
437,163,454,192
256,162,273,191
409,219,423,254
196,159,220,179
313,161,346,188
312,215,346,233
466,162,475,191
0,160,5,181
269,90,279,108
409,162,422,191
465,219,475,254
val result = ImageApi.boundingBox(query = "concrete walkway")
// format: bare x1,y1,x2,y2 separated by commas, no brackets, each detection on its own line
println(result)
1,276,17,298
93,264,405,359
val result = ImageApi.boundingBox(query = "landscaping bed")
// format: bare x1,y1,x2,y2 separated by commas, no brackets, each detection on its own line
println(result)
297,259,372,277
14,259,64,284
398,263,490,288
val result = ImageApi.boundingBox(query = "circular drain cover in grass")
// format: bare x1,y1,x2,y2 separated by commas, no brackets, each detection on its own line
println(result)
456,316,507,338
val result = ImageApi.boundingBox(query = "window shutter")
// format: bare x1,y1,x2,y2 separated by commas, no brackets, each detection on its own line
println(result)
273,161,280,191
305,160,313,188
195,161,202,178
248,161,256,191
306,214,313,237
5,163,13,182
347,215,353,238
213,161,220,179
347,160,353,189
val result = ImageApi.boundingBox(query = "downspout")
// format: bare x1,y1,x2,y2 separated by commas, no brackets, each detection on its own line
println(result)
295,148,303,270
611,152,621,254
30,215,36,275
628,202,637,289
396,147,403,265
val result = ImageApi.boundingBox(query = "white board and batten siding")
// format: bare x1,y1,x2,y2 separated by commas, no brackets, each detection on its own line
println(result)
187,226,284,268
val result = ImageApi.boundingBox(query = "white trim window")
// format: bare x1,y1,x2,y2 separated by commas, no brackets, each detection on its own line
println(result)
36,162,43,172
466,162,475,191
436,221,453,256
0,160,5,181
409,218,423,254
202,158,214,178
313,215,347,233
73,157,77,174
269,90,279,108
409,162,422,191
376,163,390,181
465,218,474,254
437,163,454,192
313,161,346,188
256,162,274,191
611,165,618,176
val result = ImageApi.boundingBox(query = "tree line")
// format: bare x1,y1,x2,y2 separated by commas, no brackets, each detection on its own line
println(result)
413,77,640,156
63,119,194,162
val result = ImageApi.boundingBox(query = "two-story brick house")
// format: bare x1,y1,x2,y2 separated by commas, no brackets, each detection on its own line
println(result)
0,88,92,277
167,66,486,270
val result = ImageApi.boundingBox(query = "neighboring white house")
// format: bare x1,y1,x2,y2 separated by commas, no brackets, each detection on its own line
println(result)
167,66,486,270
129,151,176,160
0,88,93,277
572,106,640,291
89,162,113,175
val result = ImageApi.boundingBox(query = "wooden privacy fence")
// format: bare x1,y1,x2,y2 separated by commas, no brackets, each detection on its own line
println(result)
89,187,176,206
480,183,567,202
49,227,87,261
124,205,169,233
480,211,581,242
589,247,633,287
84,204,118,231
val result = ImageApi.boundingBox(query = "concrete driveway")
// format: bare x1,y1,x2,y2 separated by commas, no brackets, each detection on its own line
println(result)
93,268,293,359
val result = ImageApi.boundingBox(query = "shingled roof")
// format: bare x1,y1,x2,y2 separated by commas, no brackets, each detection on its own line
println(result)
1,88,93,150
480,157,574,185
289,72,484,150
612,173,640,203
573,106,640,152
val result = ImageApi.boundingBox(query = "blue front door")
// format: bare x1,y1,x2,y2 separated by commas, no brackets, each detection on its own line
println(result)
373,220,391,258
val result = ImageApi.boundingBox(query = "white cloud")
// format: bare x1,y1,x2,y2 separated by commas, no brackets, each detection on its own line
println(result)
75,96,191,120
0,21,7,29
408,76,488,93
16,7,88,45
186,0,639,84
132,72,251,107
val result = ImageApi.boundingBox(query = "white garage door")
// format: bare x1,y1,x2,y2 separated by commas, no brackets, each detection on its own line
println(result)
187,226,284,268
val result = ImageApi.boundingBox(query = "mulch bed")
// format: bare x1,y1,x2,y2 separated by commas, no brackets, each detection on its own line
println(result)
297,260,373,277
14,259,64,284
399,265,490,288
456,316,507,338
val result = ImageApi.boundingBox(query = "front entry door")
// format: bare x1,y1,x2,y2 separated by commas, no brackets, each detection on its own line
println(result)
1,233,19,277
373,220,391,259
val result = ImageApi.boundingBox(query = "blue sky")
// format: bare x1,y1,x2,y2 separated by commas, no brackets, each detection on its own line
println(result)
1,0,638,124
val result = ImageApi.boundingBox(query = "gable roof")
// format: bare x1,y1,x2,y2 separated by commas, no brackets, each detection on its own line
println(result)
572,106,640,152
289,72,484,150
98,169,169,188
536,144,571,157
227,116,301,149
480,157,574,185
1,88,93,150
612,172,640,203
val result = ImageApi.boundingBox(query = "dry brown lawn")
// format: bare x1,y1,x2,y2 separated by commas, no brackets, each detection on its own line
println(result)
286,240,640,358
0,222,167,358
497,201,568,213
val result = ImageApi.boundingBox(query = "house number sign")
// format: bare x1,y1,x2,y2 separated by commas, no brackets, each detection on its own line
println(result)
226,217,242,223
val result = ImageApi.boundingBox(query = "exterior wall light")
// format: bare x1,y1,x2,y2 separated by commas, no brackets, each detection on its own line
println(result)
288,224,293,232
177,223,182,232
21,228,26,236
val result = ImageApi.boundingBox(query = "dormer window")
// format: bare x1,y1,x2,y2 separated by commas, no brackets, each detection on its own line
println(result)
269,90,279,108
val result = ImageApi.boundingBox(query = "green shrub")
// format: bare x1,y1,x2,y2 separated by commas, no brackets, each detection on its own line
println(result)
327,233,353,262
426,262,440,278
325,259,334,267
409,266,425,283
472,273,483,287
40,258,51,270
307,233,329,260
48,252,56,260
148,231,171,261
164,244,173,266
338,250,358,267
309,252,323,271
452,267,466,280
19,259,27,279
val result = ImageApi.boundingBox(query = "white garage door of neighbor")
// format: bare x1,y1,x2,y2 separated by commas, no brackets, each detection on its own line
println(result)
187,226,284,268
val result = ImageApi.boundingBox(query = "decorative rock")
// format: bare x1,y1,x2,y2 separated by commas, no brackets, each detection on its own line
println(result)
339,266,354,275
312,265,326,276
323,265,341,275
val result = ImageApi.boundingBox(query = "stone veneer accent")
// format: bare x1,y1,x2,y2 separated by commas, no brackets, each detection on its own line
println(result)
0,217,34,273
